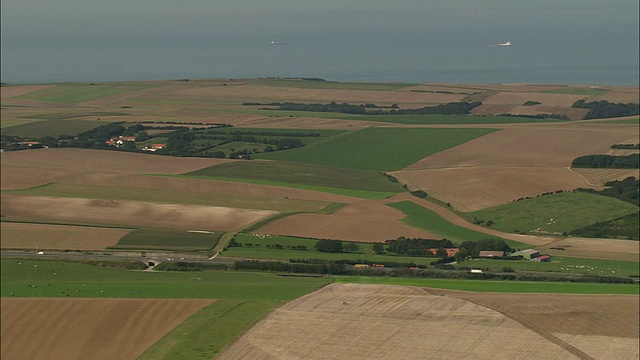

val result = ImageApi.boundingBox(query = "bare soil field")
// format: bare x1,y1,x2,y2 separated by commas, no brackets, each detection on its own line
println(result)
0,222,131,250
1,195,277,231
393,166,591,212
1,298,213,360
444,291,639,360
255,197,438,242
218,283,638,360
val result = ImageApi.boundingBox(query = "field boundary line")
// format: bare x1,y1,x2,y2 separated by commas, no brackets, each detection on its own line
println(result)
453,295,594,360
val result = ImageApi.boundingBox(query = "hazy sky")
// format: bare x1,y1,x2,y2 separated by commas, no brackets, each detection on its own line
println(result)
2,1,638,84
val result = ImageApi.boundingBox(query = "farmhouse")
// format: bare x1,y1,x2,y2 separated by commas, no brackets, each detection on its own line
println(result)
427,248,460,257
512,249,541,260
477,251,505,258
142,143,167,152
105,136,137,147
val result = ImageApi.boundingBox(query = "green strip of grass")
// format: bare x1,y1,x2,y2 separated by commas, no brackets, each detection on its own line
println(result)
334,276,639,295
387,201,527,248
1,119,105,137
461,256,639,277
138,299,282,360
255,127,498,171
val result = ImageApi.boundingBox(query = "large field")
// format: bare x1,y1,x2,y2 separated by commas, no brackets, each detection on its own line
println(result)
217,283,639,360
1,79,639,359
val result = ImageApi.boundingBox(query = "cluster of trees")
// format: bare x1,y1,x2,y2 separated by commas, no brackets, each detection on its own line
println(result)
611,144,640,150
233,260,350,275
497,113,569,120
457,239,512,260
314,239,360,253
153,262,228,271
246,101,482,116
384,237,455,257
575,177,639,206
569,212,639,240
571,154,639,169
572,99,640,119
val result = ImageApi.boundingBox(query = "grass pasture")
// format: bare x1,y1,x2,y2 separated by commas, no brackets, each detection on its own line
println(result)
110,229,223,251
470,192,639,235
16,83,151,104
543,87,609,96
184,161,405,195
256,127,498,171
463,256,640,277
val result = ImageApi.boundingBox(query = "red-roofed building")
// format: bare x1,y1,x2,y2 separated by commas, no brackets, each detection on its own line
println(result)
427,248,460,257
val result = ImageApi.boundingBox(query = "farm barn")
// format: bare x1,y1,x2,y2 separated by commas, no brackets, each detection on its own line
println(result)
512,249,540,260
478,251,505,258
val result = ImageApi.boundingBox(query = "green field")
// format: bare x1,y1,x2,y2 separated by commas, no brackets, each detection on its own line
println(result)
334,276,639,295
220,233,439,265
16,83,152,103
255,127,498,171
184,161,405,194
387,201,527,248
7,182,333,213
1,119,105,137
0,118,44,129
110,229,223,251
462,256,640,277
470,192,639,234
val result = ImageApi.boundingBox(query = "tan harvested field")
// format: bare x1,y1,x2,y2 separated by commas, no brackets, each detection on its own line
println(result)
218,283,639,360
570,168,640,186
174,84,464,107
237,116,379,130
0,222,131,250
255,196,438,242
1,195,277,231
1,298,213,360
393,166,591,212
482,91,585,107
0,84,54,98
596,87,640,104
396,124,639,211
537,237,640,262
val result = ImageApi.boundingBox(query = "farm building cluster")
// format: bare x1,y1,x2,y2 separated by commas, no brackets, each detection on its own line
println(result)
105,136,166,152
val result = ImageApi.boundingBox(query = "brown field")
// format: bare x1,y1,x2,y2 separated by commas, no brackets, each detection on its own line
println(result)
396,124,639,211
506,105,589,120
237,115,379,130
255,195,438,242
173,84,464,107
1,195,277,231
218,283,639,360
596,87,640,104
0,222,131,250
482,91,585,107
570,168,640,186
1,298,213,360
0,84,55,98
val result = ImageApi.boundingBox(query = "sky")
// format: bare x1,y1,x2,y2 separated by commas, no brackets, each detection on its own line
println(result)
2,1,638,85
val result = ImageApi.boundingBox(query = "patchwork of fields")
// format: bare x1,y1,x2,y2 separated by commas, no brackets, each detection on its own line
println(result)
1,79,638,359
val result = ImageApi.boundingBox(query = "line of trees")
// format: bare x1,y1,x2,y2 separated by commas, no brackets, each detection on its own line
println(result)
245,101,482,116
571,154,639,169
572,99,640,119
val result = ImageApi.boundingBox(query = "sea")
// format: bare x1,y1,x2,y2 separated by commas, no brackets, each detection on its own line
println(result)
1,2,638,87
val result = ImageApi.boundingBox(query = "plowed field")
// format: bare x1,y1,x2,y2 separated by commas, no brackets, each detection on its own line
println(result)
1,298,213,360
218,284,639,360
0,222,130,250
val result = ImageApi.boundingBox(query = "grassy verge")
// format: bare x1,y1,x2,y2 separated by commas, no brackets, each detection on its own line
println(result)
138,299,282,359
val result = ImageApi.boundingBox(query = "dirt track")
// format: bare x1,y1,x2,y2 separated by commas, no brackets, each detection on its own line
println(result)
1,298,213,360
217,283,639,360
